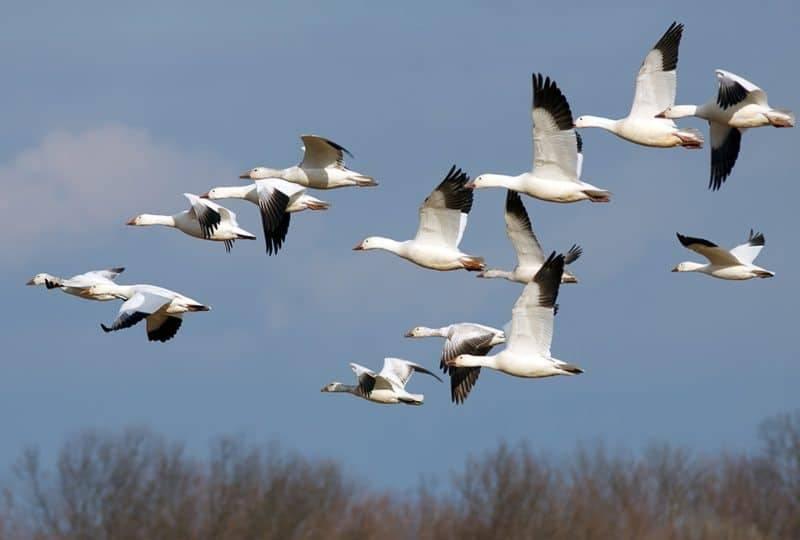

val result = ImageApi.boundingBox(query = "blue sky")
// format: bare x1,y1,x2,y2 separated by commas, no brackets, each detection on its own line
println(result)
1,1,797,489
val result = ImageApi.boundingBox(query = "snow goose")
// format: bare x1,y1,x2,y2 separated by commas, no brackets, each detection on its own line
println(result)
127,194,256,252
240,135,376,189
478,191,583,284
448,252,584,388
353,165,485,271
203,178,329,255
405,323,505,404
26,267,125,301
574,22,704,149
469,74,611,203
673,230,774,280
657,70,795,190
86,283,210,342
321,357,442,405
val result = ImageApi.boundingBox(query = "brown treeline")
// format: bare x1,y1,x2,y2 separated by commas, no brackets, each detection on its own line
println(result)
0,411,797,540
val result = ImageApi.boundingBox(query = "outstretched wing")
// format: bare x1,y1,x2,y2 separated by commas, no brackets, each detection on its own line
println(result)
100,291,170,334
380,357,442,388
676,233,740,266
709,123,742,191
349,362,389,396
630,22,683,117
299,135,353,169
729,230,765,265
532,73,580,182
184,193,222,239
507,252,564,356
145,312,183,343
441,329,500,405
715,70,767,109
416,165,473,248
504,190,545,268
255,180,301,255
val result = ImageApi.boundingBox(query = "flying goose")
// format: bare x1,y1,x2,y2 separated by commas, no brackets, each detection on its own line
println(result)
127,193,256,252
469,74,610,203
448,252,584,388
478,190,583,283
26,267,125,301
321,358,442,405
575,22,704,149
353,165,485,271
657,70,795,190
240,135,376,189
87,283,210,342
203,178,329,255
673,231,774,280
405,323,505,404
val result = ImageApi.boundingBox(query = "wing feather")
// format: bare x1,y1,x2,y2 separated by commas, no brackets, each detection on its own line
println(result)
630,22,683,117
531,74,580,181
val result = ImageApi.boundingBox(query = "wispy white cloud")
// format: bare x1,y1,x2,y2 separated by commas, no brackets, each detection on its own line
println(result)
0,125,228,263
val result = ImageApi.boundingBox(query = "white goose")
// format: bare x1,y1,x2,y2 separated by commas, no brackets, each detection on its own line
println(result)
448,252,584,388
673,231,774,280
240,135,376,189
353,165,485,271
127,193,256,252
657,70,795,190
321,358,442,405
574,22,704,149
478,190,583,284
405,323,505,404
203,178,329,255
85,282,210,342
26,267,125,301
469,74,611,203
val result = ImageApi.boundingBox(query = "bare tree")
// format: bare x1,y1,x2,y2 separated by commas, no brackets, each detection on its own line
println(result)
4,412,799,539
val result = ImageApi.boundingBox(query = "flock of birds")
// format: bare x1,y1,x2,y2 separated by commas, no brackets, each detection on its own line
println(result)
28,22,793,405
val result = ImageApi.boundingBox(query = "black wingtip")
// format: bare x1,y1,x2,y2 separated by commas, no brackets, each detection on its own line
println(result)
748,230,765,246
652,21,684,72
677,233,717,249
532,73,574,131
100,324,112,333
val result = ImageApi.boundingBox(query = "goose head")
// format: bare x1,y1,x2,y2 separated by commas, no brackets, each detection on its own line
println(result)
240,167,276,180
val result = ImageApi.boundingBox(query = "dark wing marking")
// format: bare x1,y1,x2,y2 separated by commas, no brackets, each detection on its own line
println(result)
101,311,148,333
533,252,565,309
223,239,235,253
258,191,291,255
449,367,481,405
575,130,583,153
532,73,575,131
676,233,718,249
45,279,62,289
651,21,683,72
747,229,765,246
194,204,222,239
423,165,473,214
300,135,354,168
709,126,742,191
717,81,749,110
147,316,182,343
356,372,376,397
563,244,583,265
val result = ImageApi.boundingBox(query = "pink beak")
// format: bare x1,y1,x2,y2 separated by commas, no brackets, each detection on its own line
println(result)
199,191,210,198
